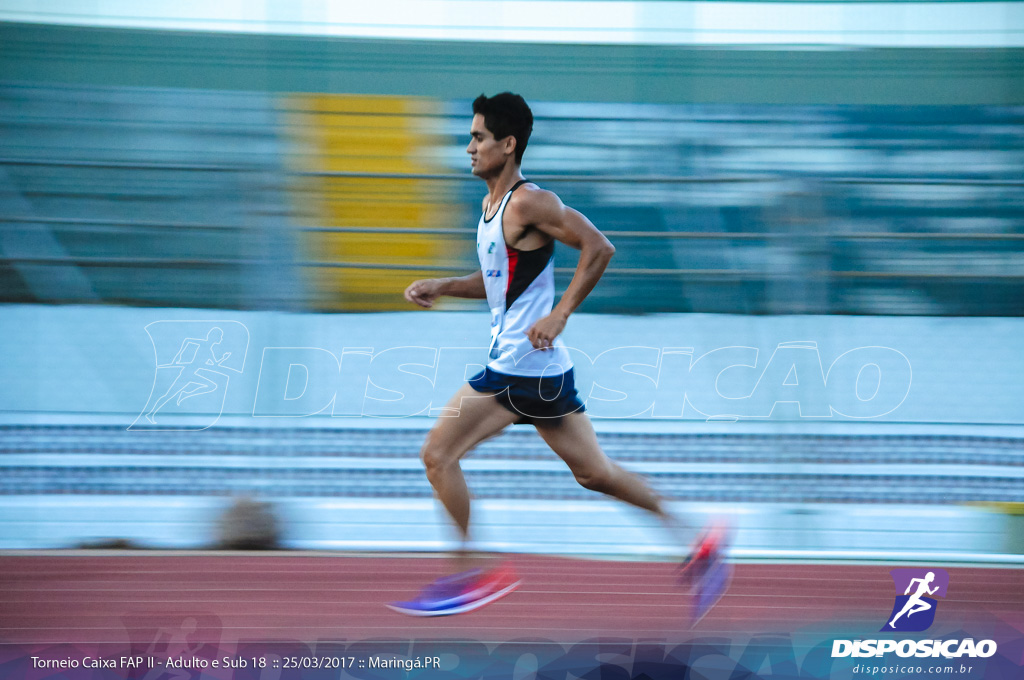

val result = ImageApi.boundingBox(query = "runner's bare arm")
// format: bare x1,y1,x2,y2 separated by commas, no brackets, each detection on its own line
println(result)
510,188,615,348
404,271,486,308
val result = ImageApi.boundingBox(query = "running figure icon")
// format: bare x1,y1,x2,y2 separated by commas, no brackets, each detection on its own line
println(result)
145,328,232,424
889,571,939,628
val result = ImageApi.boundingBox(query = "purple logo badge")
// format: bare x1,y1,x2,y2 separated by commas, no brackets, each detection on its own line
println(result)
881,568,949,632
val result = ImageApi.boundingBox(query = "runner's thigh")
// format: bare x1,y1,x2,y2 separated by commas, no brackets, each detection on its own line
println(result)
533,412,613,477
424,383,520,463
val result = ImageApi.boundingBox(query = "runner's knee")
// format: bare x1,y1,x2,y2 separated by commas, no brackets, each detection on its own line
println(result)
420,434,459,477
573,464,613,493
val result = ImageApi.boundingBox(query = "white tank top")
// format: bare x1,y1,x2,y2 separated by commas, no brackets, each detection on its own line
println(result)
476,181,573,377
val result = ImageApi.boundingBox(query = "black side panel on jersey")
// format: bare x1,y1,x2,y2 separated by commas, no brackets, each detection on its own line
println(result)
505,240,555,311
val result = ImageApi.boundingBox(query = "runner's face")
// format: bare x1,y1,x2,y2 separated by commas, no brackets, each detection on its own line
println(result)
467,114,512,177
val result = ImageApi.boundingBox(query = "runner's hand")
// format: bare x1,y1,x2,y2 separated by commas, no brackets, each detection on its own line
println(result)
527,313,566,351
404,279,444,308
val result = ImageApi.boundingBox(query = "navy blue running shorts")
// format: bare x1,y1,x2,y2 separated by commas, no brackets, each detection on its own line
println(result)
468,367,585,423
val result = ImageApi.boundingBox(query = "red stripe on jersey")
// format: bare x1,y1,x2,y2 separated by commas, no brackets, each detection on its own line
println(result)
506,247,519,295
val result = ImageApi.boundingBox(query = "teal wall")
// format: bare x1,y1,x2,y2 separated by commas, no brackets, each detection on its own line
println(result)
3,22,1022,316
2,22,1022,105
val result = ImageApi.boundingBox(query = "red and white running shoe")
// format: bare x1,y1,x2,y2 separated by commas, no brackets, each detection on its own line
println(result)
678,521,733,625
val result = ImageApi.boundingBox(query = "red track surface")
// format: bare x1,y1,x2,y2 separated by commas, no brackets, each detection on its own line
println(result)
1,554,1022,646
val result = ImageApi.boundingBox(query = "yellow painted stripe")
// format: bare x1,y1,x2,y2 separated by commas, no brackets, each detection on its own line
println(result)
283,94,465,311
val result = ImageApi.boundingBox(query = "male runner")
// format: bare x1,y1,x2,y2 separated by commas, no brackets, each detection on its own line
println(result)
391,92,723,617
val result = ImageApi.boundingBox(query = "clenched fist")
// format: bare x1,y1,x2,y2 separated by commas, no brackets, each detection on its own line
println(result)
526,313,567,351
404,279,445,308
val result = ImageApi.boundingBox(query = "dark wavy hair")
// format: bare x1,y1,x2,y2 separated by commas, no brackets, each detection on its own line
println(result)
472,92,533,165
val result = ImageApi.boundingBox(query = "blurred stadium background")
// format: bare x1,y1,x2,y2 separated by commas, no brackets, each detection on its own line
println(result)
0,1,1022,563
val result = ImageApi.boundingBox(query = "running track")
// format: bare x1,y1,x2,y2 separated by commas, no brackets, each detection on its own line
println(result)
2,554,1022,646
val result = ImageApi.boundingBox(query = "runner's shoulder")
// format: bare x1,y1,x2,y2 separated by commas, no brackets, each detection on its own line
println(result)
507,184,563,223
